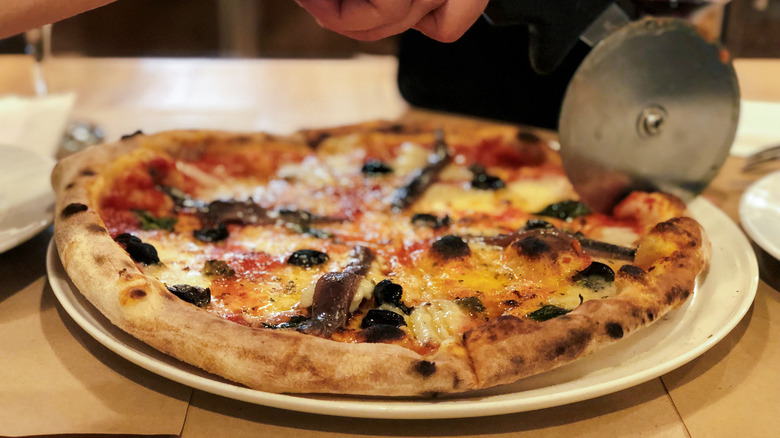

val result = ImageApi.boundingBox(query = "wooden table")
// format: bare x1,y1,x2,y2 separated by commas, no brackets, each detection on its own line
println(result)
1,55,779,437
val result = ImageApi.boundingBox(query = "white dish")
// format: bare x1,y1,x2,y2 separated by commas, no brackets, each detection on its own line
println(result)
0,145,55,253
47,198,758,419
740,170,780,261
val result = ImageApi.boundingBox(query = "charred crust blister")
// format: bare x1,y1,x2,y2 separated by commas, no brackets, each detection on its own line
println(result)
117,268,135,282
413,360,437,377
606,322,624,339
618,264,646,280
665,286,691,305
129,289,147,300
430,235,470,259
61,203,88,218
547,329,592,360
510,356,526,369
85,223,107,234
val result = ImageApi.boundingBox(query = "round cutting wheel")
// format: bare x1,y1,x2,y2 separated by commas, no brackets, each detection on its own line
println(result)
558,17,740,213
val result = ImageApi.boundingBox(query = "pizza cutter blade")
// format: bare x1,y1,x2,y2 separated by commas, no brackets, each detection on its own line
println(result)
558,17,740,213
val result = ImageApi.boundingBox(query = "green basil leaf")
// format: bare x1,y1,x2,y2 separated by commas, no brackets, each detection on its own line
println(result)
134,210,177,231
526,305,571,321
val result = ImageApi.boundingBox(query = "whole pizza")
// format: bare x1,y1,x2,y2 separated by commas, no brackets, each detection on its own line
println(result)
52,120,710,396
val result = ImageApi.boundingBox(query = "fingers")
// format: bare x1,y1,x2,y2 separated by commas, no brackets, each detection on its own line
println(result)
337,0,446,41
295,0,418,33
296,0,487,42
414,0,490,42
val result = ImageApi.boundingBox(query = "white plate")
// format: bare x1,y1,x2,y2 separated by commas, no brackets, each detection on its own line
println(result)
0,145,55,253
47,198,758,419
740,170,780,260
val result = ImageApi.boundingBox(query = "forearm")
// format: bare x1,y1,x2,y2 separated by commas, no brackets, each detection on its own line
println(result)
0,0,116,39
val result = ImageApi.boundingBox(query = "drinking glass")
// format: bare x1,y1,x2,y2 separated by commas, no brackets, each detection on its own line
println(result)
23,25,105,158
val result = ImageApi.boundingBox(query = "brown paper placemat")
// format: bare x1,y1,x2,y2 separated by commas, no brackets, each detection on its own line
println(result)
0,231,190,436
180,379,687,438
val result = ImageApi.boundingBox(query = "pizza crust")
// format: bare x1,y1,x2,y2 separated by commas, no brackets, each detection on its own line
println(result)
52,126,709,396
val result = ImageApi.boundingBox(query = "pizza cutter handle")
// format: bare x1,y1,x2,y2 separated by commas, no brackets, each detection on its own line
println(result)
483,0,616,74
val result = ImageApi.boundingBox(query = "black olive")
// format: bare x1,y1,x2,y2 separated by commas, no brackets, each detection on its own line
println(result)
536,200,591,220
114,233,160,265
372,279,413,314
287,249,329,267
573,261,615,282
371,280,402,307
167,284,210,307
431,235,470,259
361,160,393,176
362,324,406,343
513,236,551,258
469,164,505,190
411,213,451,229
373,279,402,305
526,305,570,321
523,218,554,230
193,223,229,242
115,233,142,245
572,262,615,290
360,309,407,328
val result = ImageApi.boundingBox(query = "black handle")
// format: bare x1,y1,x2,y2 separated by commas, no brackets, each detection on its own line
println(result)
483,0,615,74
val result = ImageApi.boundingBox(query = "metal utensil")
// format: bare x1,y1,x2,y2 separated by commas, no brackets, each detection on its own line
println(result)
484,1,741,213
743,144,780,172
559,16,740,212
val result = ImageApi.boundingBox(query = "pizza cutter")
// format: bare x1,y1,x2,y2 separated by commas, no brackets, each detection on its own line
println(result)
484,1,741,212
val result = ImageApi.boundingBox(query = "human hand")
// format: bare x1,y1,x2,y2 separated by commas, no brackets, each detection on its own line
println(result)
295,0,490,42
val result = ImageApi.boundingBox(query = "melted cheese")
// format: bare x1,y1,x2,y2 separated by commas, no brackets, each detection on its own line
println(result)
412,176,572,215
100,126,653,352
547,281,619,310
409,300,469,346
392,141,430,176
593,226,640,247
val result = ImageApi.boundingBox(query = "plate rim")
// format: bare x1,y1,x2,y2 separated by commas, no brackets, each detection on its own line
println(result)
739,170,780,260
46,198,759,419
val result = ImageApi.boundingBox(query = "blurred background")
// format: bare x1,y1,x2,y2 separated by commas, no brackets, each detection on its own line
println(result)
0,0,778,58
0,1,395,58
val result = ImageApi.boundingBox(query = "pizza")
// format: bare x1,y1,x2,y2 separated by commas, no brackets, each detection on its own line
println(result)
51,120,710,396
